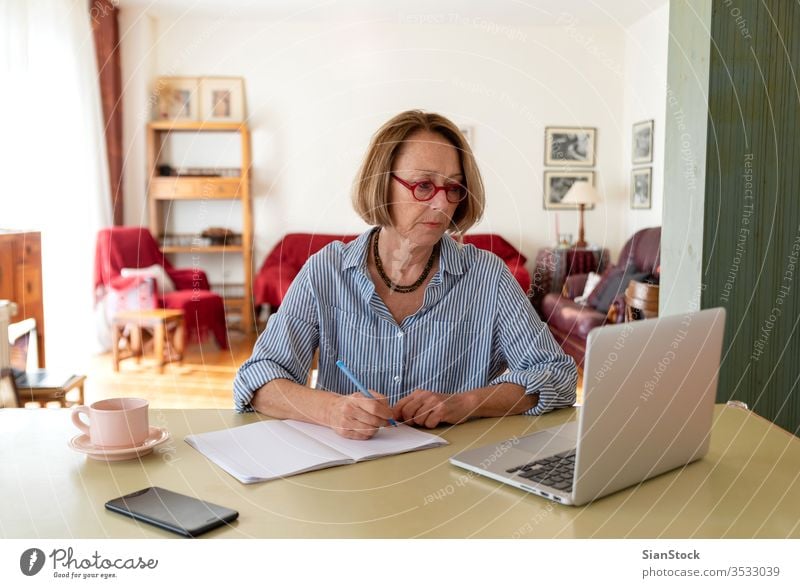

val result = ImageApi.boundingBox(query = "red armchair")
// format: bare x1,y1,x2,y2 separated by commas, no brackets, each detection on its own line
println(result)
253,232,531,310
541,227,661,368
94,227,228,348
254,233,358,310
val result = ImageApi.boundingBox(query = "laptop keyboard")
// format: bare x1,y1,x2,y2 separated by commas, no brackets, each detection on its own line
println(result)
505,449,576,492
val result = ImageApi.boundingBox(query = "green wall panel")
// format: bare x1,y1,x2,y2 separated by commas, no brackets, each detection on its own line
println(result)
703,0,800,434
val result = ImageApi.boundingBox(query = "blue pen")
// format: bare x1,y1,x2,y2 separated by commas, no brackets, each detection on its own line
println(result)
335,360,398,427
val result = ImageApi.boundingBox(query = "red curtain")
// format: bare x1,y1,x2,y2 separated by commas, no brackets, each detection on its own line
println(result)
89,0,124,226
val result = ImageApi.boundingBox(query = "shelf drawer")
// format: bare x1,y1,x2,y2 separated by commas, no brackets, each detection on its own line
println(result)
199,178,242,198
150,178,241,199
150,178,197,198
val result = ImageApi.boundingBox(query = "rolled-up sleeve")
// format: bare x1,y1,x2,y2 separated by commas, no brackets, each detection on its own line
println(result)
233,265,319,412
488,270,577,415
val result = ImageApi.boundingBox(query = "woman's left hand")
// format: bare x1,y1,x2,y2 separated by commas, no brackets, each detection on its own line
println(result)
393,389,475,428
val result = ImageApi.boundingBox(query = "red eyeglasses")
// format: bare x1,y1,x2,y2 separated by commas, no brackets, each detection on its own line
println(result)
391,174,468,204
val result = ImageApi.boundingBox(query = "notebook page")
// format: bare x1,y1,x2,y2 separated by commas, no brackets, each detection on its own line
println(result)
285,420,448,462
185,420,352,483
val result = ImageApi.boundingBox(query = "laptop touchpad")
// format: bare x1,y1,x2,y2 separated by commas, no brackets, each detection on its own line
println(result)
511,422,578,460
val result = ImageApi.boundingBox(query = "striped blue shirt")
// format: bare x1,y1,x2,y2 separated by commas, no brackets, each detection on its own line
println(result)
234,229,577,416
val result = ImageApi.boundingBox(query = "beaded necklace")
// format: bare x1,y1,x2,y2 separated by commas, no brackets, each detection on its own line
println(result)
372,228,438,293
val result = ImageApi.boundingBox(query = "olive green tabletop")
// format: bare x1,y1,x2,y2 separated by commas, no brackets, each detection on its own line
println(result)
1,404,798,538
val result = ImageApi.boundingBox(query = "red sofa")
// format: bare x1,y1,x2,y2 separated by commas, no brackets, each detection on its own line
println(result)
540,227,661,368
254,233,531,309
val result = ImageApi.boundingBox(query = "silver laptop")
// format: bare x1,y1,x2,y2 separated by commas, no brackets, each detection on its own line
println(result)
450,308,726,506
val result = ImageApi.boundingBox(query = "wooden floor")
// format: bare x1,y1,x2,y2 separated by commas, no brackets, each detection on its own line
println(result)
84,331,258,410
83,332,583,409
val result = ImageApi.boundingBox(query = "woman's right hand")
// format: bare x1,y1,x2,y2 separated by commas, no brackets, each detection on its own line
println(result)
326,390,394,440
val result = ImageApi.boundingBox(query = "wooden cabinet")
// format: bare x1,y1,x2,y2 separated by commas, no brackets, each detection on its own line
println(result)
0,231,45,366
146,121,253,332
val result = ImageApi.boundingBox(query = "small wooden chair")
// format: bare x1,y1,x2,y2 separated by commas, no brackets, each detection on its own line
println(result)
8,318,86,407
15,372,86,408
624,280,659,322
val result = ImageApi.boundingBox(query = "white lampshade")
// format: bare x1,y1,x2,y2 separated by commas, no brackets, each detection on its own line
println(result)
561,181,601,206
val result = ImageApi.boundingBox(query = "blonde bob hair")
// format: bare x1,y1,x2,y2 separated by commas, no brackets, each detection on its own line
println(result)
352,110,485,234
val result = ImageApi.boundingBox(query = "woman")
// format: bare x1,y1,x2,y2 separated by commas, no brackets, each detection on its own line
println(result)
234,110,577,439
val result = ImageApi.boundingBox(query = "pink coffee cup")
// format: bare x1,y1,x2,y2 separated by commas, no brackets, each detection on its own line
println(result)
71,398,150,448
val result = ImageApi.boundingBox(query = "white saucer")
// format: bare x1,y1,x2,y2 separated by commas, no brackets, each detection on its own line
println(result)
69,426,170,461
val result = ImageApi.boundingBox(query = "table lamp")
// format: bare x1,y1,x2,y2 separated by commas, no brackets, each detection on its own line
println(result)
560,181,600,248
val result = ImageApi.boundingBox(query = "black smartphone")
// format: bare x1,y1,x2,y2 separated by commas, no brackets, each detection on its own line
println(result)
105,487,239,537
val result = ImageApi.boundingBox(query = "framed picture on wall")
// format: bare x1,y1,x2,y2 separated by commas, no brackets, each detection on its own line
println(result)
543,171,595,210
632,119,654,164
154,77,199,121
631,167,652,209
544,127,596,166
199,77,245,122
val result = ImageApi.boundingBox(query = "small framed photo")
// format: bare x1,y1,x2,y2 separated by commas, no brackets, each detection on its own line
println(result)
154,77,199,121
200,77,245,122
543,171,595,210
632,119,654,164
631,167,652,209
544,127,596,167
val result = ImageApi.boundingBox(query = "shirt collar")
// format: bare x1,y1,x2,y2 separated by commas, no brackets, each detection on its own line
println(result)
341,227,466,276
438,233,465,277
342,229,373,271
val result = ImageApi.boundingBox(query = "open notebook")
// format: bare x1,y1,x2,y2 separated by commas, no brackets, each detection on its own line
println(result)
185,420,448,484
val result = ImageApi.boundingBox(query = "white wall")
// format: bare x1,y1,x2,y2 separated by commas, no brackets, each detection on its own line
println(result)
661,0,712,316
623,4,669,237
119,9,667,283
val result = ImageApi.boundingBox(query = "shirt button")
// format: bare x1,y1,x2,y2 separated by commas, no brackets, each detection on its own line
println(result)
393,376,400,383
397,331,404,338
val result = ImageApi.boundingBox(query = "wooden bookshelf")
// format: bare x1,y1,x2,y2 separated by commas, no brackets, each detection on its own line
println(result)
146,122,253,332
